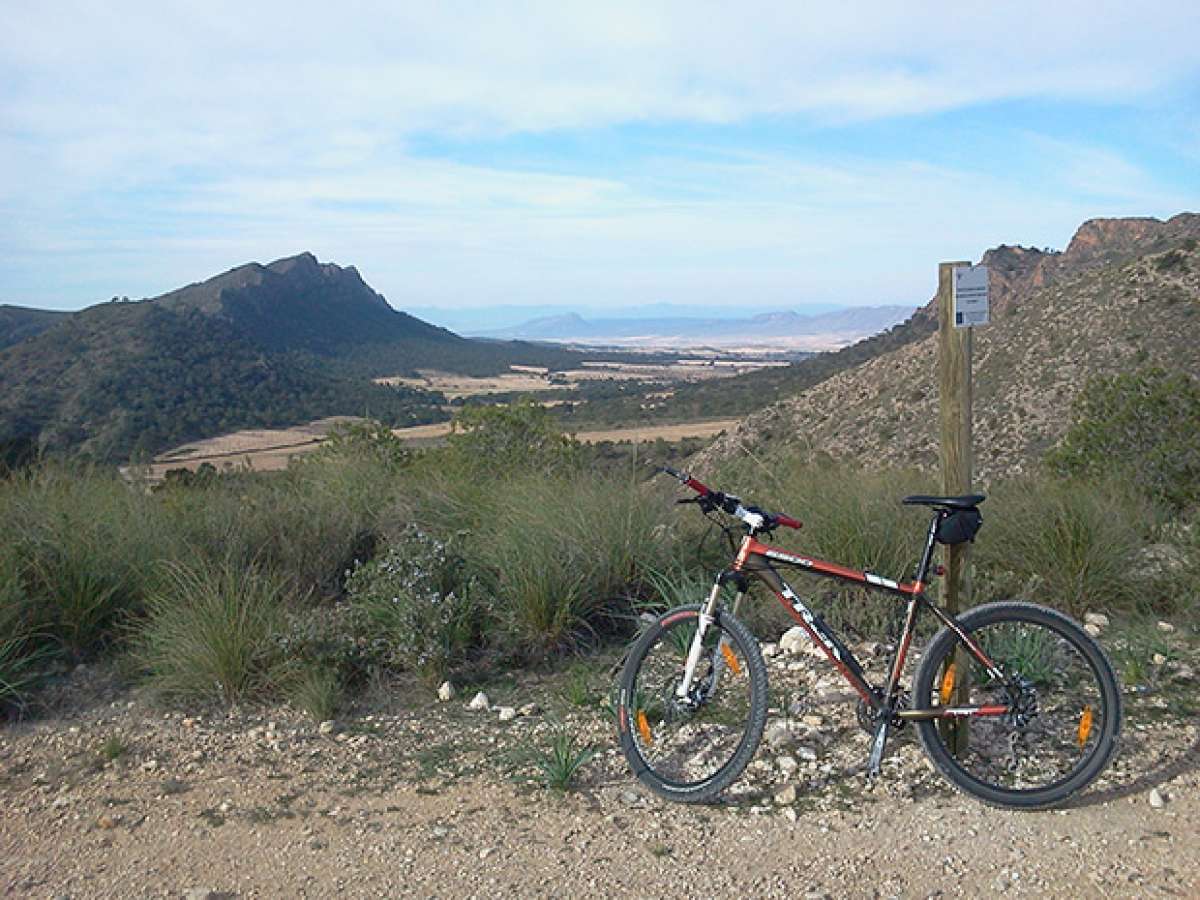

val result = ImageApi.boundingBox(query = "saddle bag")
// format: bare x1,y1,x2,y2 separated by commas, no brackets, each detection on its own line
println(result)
936,508,982,545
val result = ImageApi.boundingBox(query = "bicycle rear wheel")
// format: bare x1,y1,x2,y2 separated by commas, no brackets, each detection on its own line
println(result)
914,602,1121,809
617,605,767,803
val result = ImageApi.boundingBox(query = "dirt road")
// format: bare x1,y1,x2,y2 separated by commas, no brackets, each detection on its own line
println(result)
4,647,1196,899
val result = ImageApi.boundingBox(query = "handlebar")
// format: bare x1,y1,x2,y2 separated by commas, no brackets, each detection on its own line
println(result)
658,466,802,532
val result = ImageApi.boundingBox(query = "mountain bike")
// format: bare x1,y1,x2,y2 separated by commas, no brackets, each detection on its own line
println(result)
615,467,1121,809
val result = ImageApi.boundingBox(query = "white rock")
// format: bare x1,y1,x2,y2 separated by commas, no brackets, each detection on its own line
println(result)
318,720,339,735
796,745,819,762
1149,788,1166,809
518,702,540,717
1083,612,1109,630
1153,653,1167,666
467,692,490,711
776,755,798,775
437,681,455,702
1084,623,1102,638
1157,621,1176,634
779,627,808,655
761,642,779,658
765,722,793,748
497,706,517,722
782,807,798,823
775,784,797,805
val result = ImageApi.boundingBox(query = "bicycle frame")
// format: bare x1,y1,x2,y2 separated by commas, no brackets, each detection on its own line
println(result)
689,515,1010,725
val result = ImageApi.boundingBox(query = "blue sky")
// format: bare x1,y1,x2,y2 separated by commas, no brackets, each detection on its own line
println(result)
2,1,1198,315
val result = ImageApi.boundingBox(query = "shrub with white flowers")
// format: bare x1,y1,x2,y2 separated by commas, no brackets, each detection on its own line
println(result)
345,526,490,678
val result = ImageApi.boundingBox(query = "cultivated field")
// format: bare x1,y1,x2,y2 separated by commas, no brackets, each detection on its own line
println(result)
377,360,788,399
141,417,740,480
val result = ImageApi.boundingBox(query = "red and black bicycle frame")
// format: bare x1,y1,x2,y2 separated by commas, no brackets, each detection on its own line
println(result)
727,522,1010,724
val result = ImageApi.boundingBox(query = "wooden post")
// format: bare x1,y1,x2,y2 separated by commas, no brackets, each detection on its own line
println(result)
937,261,973,755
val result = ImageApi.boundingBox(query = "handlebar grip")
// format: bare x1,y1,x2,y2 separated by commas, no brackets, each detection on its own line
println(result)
657,465,711,497
775,513,802,530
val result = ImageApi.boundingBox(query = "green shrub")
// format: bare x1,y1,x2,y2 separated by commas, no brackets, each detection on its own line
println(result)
1046,367,1200,511
132,560,290,705
974,475,1153,617
311,419,415,473
345,526,491,678
447,399,583,475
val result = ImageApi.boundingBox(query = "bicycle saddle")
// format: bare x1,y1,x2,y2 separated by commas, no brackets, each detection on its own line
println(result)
902,494,986,510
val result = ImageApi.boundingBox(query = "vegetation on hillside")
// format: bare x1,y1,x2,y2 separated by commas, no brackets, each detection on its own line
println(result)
1046,367,1200,511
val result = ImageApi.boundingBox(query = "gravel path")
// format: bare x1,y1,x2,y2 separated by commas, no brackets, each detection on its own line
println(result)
4,637,1197,899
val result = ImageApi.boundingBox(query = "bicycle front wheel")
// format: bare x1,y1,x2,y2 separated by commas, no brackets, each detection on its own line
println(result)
617,605,768,803
914,602,1121,809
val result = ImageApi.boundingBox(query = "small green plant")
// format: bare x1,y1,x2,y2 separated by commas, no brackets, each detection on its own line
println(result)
98,734,129,762
537,730,598,792
1108,619,1178,687
561,666,594,708
285,663,344,722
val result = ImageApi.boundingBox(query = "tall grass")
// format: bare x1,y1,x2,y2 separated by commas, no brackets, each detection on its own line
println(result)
131,560,290,705
157,453,396,597
3,464,173,658
973,475,1155,617
465,472,675,659
0,550,45,716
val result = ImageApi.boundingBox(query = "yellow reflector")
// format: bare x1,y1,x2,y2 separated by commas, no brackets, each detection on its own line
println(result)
940,662,957,705
1077,705,1094,747
720,642,742,675
636,710,653,745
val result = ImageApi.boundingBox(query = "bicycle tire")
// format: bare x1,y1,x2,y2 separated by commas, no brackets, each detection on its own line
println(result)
914,601,1121,809
617,605,768,803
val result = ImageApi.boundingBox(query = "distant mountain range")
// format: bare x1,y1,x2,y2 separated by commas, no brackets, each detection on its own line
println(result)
0,253,592,462
407,301,848,334
699,213,1200,478
470,305,914,350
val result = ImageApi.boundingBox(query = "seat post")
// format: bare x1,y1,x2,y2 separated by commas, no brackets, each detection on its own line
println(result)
913,510,943,585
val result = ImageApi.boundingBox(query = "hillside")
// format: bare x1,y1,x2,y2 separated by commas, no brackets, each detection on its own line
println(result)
0,305,70,350
0,253,598,462
700,214,1200,479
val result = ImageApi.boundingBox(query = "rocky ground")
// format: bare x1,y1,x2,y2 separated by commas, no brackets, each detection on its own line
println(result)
3,621,1197,899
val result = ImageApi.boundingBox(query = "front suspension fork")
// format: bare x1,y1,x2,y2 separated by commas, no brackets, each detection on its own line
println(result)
675,580,745,702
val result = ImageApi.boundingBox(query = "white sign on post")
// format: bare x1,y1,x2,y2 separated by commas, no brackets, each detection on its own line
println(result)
953,265,989,328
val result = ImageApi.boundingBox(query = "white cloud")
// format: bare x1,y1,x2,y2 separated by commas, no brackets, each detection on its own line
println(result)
2,2,1198,308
